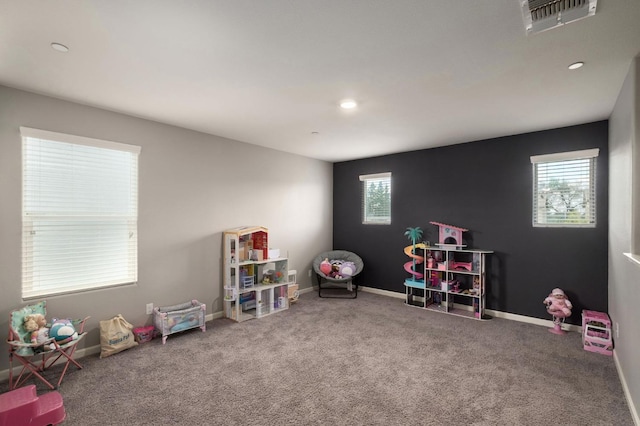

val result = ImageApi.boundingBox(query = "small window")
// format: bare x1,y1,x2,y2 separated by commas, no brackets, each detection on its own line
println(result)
359,172,391,225
531,149,599,227
21,127,141,298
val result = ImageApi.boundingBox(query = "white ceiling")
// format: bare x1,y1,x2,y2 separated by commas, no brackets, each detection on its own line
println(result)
1,1,639,162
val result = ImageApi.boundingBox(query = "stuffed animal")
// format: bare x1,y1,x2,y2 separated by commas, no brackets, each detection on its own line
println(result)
49,318,78,341
338,261,356,278
320,258,332,275
544,288,572,318
23,313,53,350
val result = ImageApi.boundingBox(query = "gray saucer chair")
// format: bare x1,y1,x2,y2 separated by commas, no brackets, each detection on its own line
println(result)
312,250,364,298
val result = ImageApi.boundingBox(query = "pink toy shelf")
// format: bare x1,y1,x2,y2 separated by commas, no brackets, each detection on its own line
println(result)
582,310,613,356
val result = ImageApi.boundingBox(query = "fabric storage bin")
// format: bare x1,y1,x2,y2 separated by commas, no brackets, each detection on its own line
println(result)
132,325,155,343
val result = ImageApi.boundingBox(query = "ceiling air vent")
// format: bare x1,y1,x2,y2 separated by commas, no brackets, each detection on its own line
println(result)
521,0,597,34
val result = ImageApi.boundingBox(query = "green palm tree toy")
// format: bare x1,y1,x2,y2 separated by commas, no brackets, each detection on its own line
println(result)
404,227,425,285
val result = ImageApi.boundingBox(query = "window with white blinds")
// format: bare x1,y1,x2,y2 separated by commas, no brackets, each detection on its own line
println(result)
531,149,598,228
21,127,141,299
359,172,391,225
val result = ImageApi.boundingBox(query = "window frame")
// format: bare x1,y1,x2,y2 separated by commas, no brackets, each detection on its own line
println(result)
359,172,392,225
530,148,599,228
21,127,141,299
625,131,640,265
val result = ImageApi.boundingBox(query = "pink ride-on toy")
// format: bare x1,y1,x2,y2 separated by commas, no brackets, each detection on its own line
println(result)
0,384,66,426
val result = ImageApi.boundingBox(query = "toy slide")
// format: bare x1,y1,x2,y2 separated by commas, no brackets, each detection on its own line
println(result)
404,243,426,280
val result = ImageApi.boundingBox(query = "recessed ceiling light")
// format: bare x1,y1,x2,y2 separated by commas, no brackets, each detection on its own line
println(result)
51,42,69,53
340,100,357,109
568,61,584,70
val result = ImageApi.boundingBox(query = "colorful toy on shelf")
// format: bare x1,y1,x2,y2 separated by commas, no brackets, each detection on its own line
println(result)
472,276,480,293
224,286,238,301
543,288,573,334
449,260,472,271
239,266,256,289
404,227,425,285
430,221,468,248
262,270,284,284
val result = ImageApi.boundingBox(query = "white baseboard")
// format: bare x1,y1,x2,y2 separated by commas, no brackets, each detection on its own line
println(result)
0,311,228,384
360,286,405,299
484,308,582,333
360,286,581,332
614,350,640,426
363,286,633,420
206,311,224,321
361,286,582,331
298,286,315,295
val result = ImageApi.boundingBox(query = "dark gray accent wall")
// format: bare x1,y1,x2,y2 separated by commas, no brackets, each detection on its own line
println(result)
333,121,608,324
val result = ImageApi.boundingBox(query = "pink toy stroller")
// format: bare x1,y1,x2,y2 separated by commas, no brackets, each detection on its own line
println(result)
543,288,572,334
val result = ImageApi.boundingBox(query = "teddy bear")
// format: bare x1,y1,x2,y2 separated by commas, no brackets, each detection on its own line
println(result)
23,313,53,351
543,287,572,318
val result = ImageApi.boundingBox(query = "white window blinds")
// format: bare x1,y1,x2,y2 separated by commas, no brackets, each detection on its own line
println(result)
531,149,598,227
359,172,391,225
21,127,141,298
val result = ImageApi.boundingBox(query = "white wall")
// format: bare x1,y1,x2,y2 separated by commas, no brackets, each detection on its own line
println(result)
0,85,333,370
609,56,640,423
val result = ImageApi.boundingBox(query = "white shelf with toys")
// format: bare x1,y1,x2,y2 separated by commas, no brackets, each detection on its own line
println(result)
404,222,493,320
223,226,291,322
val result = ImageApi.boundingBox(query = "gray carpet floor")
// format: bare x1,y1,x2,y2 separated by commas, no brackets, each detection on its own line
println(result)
1,291,633,425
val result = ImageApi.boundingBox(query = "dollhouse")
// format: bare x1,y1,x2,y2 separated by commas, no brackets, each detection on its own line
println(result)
430,221,468,248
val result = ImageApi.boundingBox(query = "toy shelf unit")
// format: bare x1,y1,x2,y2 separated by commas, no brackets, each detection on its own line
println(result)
223,226,291,322
582,310,613,356
405,246,492,320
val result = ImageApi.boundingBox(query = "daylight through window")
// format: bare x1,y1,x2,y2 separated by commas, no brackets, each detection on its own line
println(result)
21,127,140,298
531,149,598,227
360,172,391,225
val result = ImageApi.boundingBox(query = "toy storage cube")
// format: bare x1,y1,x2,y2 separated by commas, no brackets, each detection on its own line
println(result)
153,300,206,344
132,325,155,343
241,276,254,289
582,310,613,356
